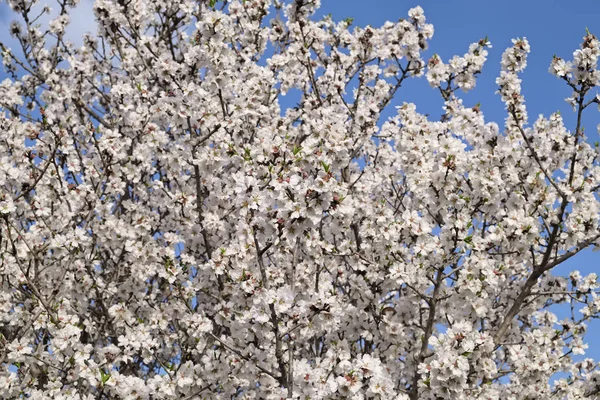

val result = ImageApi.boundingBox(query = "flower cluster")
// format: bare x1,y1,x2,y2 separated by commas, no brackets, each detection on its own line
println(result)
0,1,599,399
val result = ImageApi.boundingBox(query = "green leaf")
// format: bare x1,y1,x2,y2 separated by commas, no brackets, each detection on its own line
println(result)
100,370,111,385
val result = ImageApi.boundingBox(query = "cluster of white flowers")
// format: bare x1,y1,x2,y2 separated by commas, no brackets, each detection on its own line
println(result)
0,0,600,399
426,37,491,94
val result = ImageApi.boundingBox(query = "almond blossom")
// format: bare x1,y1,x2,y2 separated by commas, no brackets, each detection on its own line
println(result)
0,1,599,399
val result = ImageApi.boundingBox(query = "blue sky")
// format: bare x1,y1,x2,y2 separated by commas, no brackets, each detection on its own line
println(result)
316,0,600,124
0,0,599,375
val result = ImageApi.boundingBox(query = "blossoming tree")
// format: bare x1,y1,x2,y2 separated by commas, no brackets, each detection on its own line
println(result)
1,0,600,398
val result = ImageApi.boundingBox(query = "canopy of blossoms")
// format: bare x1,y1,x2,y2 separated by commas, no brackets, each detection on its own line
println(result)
0,0,600,399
